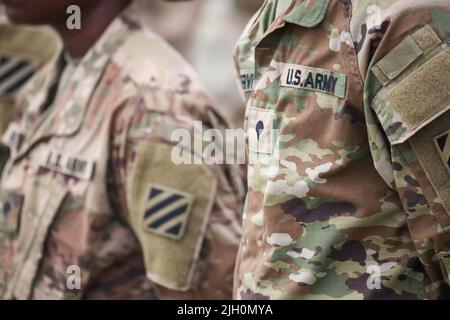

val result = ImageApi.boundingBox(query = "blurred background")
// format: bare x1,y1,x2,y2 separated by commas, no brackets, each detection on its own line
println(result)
139,0,264,128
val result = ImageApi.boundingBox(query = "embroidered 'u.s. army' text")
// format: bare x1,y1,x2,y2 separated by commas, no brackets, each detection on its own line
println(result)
280,64,347,98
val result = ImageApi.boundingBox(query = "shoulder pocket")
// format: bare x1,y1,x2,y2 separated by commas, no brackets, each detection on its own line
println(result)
0,96,15,135
371,25,442,86
129,141,217,291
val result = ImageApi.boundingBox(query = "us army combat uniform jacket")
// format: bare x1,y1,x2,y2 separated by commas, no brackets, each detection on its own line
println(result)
234,0,450,300
0,23,60,171
0,4,243,299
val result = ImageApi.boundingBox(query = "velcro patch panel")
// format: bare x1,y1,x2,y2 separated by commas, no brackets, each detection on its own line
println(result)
371,25,441,86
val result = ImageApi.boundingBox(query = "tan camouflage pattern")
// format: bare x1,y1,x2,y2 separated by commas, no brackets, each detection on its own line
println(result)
233,0,450,300
0,3,243,299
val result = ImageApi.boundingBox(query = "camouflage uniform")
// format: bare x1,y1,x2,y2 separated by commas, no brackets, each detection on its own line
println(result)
234,0,450,300
0,3,243,299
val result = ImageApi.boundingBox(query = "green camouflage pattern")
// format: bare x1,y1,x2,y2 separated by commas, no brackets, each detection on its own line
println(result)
234,0,450,300
0,3,243,299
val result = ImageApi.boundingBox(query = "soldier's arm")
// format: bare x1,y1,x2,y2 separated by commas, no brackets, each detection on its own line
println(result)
353,1,450,296
0,25,59,132
108,86,243,299
0,24,60,172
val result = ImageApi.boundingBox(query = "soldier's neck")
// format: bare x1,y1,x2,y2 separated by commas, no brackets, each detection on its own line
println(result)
52,1,129,59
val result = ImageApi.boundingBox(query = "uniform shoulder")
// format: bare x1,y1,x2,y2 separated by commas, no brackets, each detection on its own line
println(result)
111,27,216,117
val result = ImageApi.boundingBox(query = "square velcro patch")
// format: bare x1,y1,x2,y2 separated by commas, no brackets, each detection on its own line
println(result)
434,129,450,175
143,184,194,240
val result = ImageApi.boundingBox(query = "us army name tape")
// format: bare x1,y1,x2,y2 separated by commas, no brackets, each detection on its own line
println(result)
281,64,347,98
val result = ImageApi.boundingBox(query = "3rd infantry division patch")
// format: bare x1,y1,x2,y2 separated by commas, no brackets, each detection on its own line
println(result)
143,184,194,240
435,129,450,174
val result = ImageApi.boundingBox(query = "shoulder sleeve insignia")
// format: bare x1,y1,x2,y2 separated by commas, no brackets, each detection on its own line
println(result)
435,129,450,174
0,189,23,234
143,184,194,240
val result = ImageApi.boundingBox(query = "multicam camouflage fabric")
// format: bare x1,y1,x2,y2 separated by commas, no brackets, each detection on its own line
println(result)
0,3,243,299
234,0,450,300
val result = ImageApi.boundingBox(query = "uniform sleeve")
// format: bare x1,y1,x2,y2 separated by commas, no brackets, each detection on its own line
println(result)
354,2,450,296
108,88,244,299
